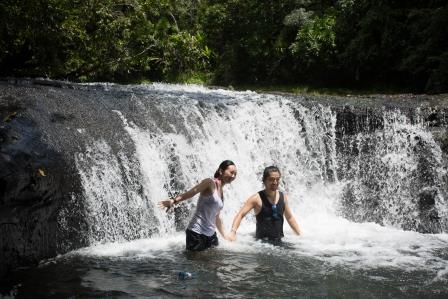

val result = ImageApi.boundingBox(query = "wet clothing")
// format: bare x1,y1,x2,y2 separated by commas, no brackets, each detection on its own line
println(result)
255,190,285,242
186,179,223,251
186,229,219,251
187,179,223,237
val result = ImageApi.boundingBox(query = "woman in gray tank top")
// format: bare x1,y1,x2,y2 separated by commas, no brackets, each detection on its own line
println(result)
158,160,237,251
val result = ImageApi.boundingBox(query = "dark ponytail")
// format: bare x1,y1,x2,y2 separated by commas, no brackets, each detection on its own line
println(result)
214,160,236,178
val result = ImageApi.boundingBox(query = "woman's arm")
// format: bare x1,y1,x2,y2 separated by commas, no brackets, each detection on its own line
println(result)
215,212,228,240
284,194,301,235
228,194,257,241
158,178,214,211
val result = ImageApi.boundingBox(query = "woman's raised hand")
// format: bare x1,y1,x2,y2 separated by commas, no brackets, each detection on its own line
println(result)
158,199,174,212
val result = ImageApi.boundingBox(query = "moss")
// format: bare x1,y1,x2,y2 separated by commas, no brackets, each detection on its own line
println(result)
172,72,213,85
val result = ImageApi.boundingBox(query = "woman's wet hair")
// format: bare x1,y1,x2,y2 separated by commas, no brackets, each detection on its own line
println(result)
262,166,281,182
214,160,236,178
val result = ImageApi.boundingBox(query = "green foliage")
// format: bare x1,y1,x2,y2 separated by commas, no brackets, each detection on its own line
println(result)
0,0,447,92
290,11,336,65
175,71,212,84
333,1,448,92
399,6,448,93
283,8,314,27
199,0,301,84
0,0,210,82
154,31,211,79
59,0,157,80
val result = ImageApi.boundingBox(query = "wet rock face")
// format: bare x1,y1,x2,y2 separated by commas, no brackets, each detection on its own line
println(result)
334,103,448,233
335,105,384,136
417,187,441,233
0,92,87,278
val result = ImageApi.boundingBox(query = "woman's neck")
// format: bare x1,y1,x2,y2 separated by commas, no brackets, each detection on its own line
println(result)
215,178,224,200
215,178,224,188
264,189,277,201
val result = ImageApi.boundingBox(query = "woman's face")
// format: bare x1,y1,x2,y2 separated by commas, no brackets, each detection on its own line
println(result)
264,171,281,191
221,165,237,184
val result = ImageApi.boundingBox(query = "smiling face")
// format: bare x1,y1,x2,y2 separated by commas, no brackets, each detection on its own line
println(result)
264,171,281,192
220,165,237,184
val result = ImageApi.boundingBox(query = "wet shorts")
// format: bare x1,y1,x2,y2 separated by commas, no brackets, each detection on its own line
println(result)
186,229,219,251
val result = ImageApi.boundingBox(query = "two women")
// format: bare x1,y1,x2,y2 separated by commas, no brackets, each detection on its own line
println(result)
159,162,301,251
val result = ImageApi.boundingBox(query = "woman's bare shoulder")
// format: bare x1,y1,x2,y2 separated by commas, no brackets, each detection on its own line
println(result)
248,192,262,203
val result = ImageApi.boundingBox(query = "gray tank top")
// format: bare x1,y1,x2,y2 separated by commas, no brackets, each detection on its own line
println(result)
187,179,224,236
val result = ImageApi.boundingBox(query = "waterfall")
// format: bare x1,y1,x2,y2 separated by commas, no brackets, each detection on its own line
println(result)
338,110,447,232
72,83,447,244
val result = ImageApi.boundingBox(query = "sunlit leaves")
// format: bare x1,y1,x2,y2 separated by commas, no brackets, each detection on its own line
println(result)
283,8,313,27
290,12,336,60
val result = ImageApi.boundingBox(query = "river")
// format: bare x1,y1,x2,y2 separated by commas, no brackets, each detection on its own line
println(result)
1,82,447,298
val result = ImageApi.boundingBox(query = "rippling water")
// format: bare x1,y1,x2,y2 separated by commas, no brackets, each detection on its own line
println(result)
3,218,448,298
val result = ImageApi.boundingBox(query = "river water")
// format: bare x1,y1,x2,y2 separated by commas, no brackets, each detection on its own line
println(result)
3,224,448,298
1,83,448,298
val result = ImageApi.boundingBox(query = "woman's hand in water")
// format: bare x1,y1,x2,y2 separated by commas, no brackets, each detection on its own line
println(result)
222,233,232,241
228,231,237,242
158,199,175,211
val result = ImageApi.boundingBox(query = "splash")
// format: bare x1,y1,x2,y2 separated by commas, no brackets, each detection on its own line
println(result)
73,83,447,248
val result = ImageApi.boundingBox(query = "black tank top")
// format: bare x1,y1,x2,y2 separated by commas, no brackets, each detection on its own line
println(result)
255,190,285,240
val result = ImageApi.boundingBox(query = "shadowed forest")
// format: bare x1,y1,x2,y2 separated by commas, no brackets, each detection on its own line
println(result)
1,0,447,93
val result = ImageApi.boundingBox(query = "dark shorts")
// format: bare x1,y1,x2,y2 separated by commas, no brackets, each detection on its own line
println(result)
186,229,219,251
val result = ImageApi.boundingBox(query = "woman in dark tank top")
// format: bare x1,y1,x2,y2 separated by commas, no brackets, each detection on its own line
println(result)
229,166,301,244
255,190,285,241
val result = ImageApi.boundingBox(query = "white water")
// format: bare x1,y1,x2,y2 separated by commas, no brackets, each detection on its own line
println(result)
72,83,448,280
340,110,447,230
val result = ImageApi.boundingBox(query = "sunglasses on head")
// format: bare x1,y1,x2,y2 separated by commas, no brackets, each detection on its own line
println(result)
271,204,280,220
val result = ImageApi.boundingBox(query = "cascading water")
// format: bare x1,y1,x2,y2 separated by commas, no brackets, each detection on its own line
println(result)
2,82,447,298
73,85,345,243
72,84,447,243
339,110,447,233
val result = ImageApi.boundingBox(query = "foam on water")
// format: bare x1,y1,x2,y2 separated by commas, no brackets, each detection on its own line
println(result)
71,215,448,280
71,83,448,280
